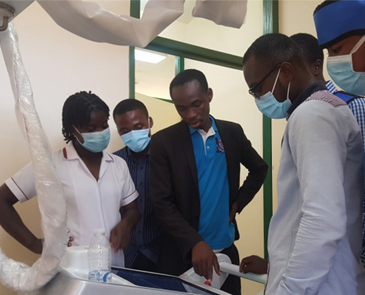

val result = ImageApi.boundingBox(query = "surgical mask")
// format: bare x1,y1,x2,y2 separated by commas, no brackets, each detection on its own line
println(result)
327,35,365,95
121,121,151,153
74,126,110,153
255,68,292,119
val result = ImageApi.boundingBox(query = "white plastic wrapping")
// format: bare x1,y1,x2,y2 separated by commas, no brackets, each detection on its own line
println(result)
37,0,185,47
36,0,247,47
193,0,248,28
3,0,248,47
0,23,68,292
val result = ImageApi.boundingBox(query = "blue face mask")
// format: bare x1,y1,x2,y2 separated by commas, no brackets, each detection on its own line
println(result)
255,68,292,119
121,128,150,153
327,35,365,96
74,127,110,153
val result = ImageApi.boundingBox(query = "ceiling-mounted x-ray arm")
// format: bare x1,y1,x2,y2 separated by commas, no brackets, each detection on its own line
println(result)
0,2,14,31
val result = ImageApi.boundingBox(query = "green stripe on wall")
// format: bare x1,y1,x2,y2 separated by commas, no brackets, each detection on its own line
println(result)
262,0,278,260
129,0,140,98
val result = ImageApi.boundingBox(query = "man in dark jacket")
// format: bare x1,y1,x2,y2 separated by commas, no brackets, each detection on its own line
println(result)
150,69,268,295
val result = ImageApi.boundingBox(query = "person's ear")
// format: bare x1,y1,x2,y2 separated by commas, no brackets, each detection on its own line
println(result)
279,62,295,83
312,59,323,77
149,116,154,129
207,88,213,103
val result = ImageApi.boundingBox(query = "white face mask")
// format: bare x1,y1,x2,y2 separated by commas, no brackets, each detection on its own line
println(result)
327,35,365,95
255,68,292,119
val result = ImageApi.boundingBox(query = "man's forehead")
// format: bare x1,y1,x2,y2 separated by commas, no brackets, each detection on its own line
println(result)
116,109,146,121
244,54,267,68
243,55,268,79
326,35,362,55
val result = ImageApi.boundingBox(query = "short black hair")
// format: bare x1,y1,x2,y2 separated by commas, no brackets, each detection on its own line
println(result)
62,91,109,143
290,33,324,64
113,98,149,120
169,69,208,98
243,33,306,69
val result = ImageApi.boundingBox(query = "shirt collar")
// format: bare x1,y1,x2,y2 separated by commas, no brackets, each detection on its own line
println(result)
286,81,327,120
188,115,217,134
63,142,114,162
325,80,338,94
126,145,150,158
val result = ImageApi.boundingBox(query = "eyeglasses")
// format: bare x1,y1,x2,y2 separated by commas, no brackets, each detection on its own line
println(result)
248,64,281,99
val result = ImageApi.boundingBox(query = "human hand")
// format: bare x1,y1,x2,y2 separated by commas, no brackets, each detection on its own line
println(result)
229,202,238,223
239,255,268,274
191,241,220,280
67,236,74,247
109,221,131,253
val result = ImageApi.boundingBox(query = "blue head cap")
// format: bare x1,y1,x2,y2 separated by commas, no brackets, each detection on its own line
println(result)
314,0,365,49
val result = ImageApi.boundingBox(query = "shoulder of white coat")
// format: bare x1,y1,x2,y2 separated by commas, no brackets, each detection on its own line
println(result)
291,90,349,120
305,90,347,107
289,91,360,140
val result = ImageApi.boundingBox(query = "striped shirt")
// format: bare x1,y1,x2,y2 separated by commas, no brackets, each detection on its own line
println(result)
325,80,337,93
114,147,162,267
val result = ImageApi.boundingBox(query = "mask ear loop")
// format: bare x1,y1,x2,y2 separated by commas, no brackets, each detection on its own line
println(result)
287,81,291,102
271,68,281,93
72,125,84,145
147,117,152,138
350,35,365,54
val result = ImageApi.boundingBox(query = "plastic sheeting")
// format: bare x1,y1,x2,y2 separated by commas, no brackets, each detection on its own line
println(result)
37,0,184,47
2,0,247,47
37,0,247,47
193,0,248,28
0,23,68,292
38,0,247,46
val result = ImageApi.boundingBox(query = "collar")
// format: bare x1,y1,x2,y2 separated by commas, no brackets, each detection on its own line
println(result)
286,81,327,120
126,145,150,158
188,115,218,134
62,142,114,162
325,80,338,94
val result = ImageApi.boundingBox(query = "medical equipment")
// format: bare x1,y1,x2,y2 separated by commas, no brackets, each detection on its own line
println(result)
0,1,33,31
37,246,266,295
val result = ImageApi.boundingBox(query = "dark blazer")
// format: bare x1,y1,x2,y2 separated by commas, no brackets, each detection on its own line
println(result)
150,119,268,275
